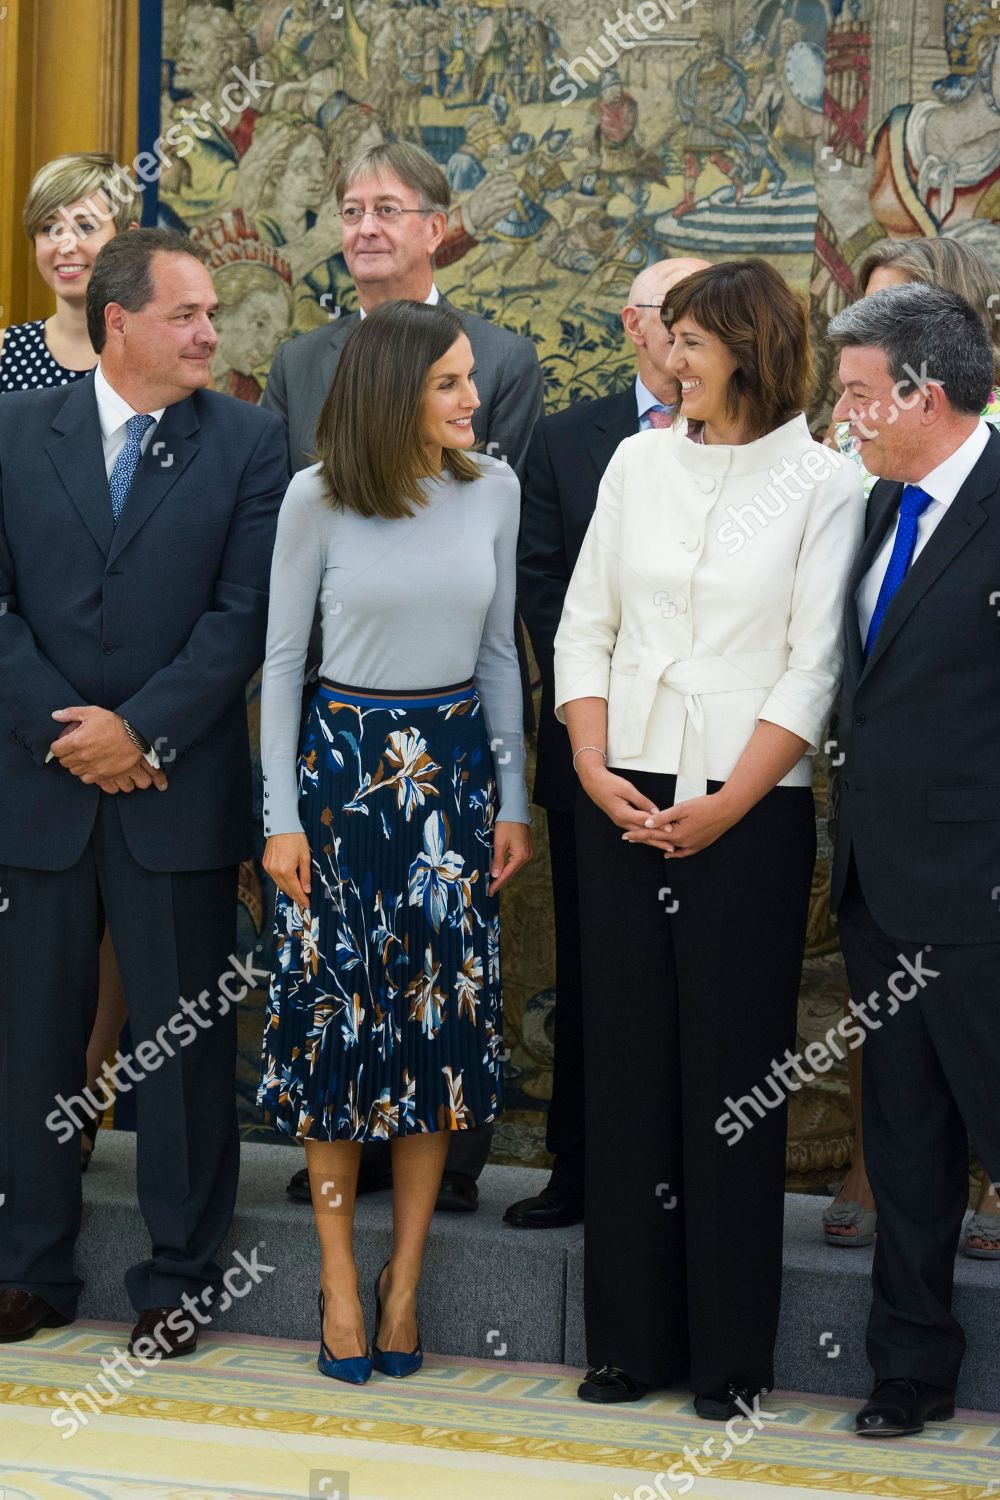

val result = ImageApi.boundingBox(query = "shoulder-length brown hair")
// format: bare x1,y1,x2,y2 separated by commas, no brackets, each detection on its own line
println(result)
315,300,480,518
661,259,813,440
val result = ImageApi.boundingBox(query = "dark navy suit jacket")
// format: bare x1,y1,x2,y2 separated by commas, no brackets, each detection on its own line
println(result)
517,385,638,812
0,375,288,872
831,426,1000,943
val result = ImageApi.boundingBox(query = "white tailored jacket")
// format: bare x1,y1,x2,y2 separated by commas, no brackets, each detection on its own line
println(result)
553,413,865,800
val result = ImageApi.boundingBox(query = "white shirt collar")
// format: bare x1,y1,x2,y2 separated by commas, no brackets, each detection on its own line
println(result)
357,283,440,320
913,420,991,507
635,373,675,420
93,363,165,440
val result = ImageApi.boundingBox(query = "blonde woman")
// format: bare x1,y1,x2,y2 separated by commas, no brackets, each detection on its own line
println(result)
0,153,140,1170
825,233,1000,1259
1,153,139,391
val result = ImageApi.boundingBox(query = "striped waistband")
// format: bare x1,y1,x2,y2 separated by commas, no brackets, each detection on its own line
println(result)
317,677,476,709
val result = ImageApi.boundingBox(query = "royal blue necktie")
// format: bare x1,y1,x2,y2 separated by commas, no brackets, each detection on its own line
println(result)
109,413,155,524
863,484,935,658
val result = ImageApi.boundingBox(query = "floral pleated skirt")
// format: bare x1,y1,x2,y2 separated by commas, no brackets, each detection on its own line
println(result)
258,679,503,1142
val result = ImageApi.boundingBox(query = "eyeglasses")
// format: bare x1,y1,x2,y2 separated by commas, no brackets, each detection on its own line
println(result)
339,205,435,224
632,302,666,309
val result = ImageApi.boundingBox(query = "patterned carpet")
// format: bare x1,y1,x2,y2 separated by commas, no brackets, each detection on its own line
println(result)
2,1326,999,1499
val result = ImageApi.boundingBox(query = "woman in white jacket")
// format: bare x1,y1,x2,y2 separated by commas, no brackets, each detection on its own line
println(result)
555,259,863,1417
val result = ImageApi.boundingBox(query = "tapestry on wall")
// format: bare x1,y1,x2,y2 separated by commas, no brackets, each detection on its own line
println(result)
148,0,1000,1181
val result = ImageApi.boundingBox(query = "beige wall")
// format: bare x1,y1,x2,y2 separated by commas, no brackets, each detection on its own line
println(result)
0,0,139,325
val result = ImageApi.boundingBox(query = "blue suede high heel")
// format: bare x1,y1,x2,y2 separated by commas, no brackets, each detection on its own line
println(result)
317,1290,372,1385
372,1260,423,1378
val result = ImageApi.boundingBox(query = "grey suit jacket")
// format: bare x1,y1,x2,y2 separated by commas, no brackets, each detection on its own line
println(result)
262,295,545,476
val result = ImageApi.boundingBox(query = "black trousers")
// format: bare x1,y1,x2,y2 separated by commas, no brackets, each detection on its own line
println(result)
837,860,1000,1390
544,807,585,1187
0,796,239,1317
576,772,815,1392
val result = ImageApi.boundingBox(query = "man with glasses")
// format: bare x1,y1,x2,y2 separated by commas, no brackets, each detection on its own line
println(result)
264,139,544,1215
263,140,544,477
506,257,708,1230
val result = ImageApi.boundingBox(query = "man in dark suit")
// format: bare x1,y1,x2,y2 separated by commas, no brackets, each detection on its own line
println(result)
265,140,544,1214
505,257,708,1229
827,284,1000,1437
262,139,544,478
0,229,287,1353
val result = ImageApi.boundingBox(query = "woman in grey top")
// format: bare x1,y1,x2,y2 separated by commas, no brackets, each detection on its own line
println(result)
258,300,532,1385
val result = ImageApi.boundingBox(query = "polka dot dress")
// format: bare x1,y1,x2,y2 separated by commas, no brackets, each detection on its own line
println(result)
0,320,91,392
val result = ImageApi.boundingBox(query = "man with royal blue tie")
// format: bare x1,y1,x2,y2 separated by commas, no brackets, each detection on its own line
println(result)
0,229,287,1354
827,284,1000,1438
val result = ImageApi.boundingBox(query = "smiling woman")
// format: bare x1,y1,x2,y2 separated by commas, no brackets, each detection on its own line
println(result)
0,153,140,393
257,297,532,1386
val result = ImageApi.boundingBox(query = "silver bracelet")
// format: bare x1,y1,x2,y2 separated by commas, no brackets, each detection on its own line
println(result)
572,744,607,773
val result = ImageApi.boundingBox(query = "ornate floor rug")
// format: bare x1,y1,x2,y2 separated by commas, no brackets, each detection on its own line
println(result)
2,1325,998,1499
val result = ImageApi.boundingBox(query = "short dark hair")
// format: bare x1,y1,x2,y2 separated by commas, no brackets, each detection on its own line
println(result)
661,259,813,440
314,300,479,518
85,227,209,352
827,283,994,416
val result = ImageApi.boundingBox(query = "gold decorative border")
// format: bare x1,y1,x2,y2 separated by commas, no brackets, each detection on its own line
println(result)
2,1381,994,1499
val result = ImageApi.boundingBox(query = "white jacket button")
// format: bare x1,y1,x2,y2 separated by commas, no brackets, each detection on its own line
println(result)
676,597,689,613
684,534,700,551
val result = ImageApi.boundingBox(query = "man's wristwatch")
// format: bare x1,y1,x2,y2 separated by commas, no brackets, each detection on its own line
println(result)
121,717,161,770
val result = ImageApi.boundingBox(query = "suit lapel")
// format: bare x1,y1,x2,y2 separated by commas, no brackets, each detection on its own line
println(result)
45,378,116,557
318,312,358,398
587,387,640,481
107,397,201,565
860,432,999,679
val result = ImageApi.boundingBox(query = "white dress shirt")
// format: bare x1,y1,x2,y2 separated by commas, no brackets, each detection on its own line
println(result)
856,420,990,637
554,414,865,801
93,363,164,478
358,284,440,319
52,364,166,769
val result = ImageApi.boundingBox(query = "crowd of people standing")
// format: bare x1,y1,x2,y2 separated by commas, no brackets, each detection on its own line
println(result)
1,141,998,1440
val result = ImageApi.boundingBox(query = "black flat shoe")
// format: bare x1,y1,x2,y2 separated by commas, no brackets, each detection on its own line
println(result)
577,1365,649,1403
435,1171,478,1213
694,1383,762,1421
503,1184,584,1229
855,1378,955,1438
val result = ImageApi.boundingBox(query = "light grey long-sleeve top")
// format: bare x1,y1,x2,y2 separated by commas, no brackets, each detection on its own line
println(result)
260,451,530,836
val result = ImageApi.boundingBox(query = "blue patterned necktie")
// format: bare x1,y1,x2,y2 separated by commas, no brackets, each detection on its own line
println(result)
109,413,155,524
863,483,935,657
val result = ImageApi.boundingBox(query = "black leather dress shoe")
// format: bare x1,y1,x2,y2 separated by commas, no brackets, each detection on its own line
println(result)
577,1365,649,1403
128,1307,199,1360
694,1383,761,1421
855,1378,955,1438
286,1165,393,1202
503,1184,584,1229
435,1170,478,1213
0,1289,74,1343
